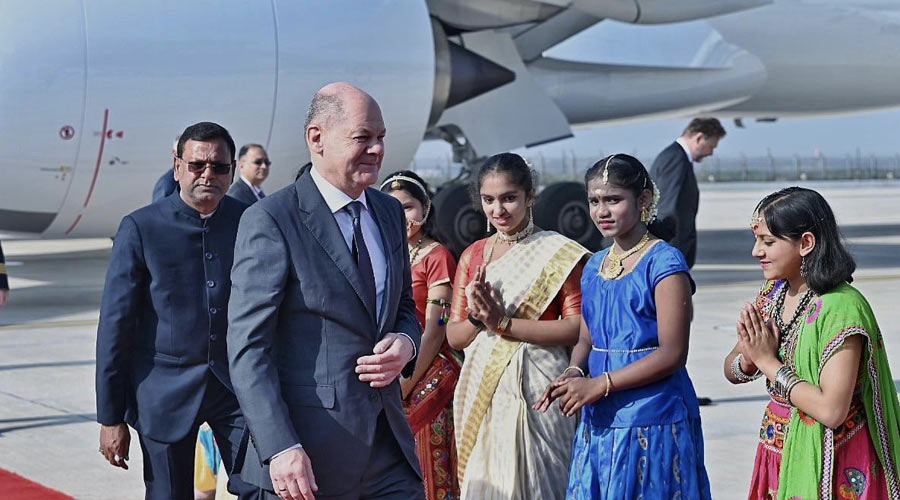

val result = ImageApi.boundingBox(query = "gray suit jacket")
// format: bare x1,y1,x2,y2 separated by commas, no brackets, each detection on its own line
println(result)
650,141,699,268
227,179,260,206
227,172,422,496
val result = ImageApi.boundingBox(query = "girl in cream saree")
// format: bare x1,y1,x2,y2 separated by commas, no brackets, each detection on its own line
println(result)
447,153,588,499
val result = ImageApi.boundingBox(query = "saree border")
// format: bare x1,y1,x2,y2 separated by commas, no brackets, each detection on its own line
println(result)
456,236,587,483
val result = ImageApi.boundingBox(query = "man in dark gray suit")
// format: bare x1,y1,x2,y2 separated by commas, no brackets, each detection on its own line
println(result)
227,83,423,500
649,117,726,269
227,143,271,205
96,122,254,499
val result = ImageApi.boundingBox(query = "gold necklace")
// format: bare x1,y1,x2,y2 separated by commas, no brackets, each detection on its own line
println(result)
598,232,650,280
409,237,425,264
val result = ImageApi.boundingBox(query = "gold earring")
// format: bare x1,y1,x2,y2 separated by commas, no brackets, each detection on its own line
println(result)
640,207,649,223
486,215,491,234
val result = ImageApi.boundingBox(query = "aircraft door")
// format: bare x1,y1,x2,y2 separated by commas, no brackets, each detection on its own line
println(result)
47,1,277,237
0,1,86,234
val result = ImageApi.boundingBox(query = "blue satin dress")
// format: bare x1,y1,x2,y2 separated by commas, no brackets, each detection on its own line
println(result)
567,242,711,499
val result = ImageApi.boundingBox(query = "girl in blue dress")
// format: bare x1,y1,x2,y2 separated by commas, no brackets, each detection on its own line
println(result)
535,154,711,499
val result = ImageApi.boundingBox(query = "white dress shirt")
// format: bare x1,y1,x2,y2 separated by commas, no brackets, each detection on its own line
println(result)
310,166,387,320
270,168,415,463
675,137,695,164
240,175,265,200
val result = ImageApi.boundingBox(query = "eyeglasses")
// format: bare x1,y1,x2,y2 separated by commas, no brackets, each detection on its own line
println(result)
177,157,232,175
252,158,272,167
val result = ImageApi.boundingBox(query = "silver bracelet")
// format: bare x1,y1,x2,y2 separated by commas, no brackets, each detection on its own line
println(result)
563,366,586,377
731,353,762,383
785,376,804,405
774,365,800,400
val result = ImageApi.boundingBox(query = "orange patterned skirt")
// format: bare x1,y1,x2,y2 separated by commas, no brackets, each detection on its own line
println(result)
404,348,461,500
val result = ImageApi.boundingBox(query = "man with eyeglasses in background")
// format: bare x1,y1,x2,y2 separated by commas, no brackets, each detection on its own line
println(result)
227,143,271,205
95,121,254,500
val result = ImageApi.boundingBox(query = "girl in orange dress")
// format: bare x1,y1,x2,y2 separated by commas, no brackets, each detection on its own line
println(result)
381,170,460,500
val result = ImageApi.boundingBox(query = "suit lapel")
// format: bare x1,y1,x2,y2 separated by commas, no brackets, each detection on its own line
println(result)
367,190,396,335
295,175,376,320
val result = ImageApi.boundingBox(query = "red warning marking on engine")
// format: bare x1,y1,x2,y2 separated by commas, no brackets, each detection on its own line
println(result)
105,129,124,139
59,125,75,140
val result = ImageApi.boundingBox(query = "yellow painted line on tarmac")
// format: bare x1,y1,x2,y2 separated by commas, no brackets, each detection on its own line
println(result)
0,319,98,331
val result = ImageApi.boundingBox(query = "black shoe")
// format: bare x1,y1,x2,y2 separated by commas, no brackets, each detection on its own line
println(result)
697,397,713,406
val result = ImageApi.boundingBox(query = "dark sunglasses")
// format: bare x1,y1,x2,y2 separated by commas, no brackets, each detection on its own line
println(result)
178,158,232,175
253,158,272,167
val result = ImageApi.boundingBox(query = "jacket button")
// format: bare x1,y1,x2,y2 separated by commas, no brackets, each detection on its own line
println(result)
205,252,213,260
203,227,210,233
209,307,218,314
368,392,378,402
207,280,215,288
210,334,217,341
209,359,216,366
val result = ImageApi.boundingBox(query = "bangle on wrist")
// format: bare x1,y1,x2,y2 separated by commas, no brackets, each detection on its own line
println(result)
467,314,486,330
731,353,763,383
563,366,585,377
603,372,613,398
496,315,512,335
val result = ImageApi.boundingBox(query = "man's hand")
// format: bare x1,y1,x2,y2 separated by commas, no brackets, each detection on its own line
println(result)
270,448,318,500
356,333,415,388
99,423,130,469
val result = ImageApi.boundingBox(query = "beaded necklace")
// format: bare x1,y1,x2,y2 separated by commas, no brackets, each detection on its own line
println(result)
773,283,815,367
496,217,534,243
485,220,534,264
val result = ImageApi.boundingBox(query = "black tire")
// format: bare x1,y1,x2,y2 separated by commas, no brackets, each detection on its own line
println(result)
432,182,487,257
534,182,606,251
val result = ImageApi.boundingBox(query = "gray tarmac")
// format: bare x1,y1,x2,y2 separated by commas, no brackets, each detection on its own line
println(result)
0,180,898,499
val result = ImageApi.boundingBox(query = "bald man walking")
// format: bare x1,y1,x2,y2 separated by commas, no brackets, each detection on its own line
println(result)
227,83,424,500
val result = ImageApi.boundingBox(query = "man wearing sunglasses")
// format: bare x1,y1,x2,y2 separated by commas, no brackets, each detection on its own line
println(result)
228,143,271,205
96,121,254,499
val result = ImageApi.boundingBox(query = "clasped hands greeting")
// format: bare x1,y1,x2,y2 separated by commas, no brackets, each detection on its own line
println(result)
736,302,782,374
270,332,414,500
464,264,506,330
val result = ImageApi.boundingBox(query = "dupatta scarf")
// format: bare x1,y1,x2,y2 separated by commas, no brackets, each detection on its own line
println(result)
757,281,900,500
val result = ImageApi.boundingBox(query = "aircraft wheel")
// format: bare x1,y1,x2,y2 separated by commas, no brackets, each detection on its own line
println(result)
432,182,486,257
534,181,606,251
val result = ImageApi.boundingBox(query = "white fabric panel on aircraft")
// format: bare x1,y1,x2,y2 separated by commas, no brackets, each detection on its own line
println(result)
436,31,573,155
47,1,277,238
0,1,85,223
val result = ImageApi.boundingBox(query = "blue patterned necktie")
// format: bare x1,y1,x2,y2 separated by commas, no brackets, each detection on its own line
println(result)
346,201,377,319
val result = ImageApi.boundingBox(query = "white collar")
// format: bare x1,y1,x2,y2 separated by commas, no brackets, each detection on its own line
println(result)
310,165,369,215
240,175,264,196
675,137,694,163
200,209,216,220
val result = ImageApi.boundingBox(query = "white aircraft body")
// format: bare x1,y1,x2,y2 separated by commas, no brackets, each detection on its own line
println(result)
2,0,899,250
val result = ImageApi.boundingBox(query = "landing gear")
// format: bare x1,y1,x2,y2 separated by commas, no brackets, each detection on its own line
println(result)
534,182,605,251
432,183,487,257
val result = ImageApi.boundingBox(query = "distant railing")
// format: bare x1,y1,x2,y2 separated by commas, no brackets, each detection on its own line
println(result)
410,153,900,185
